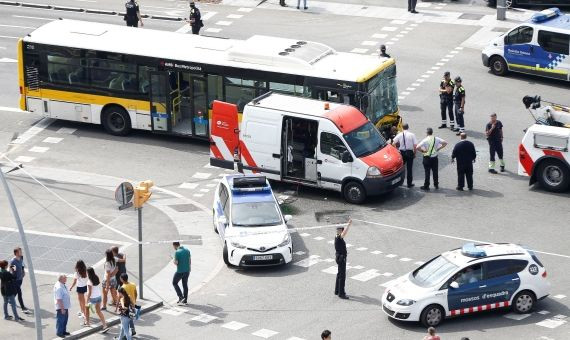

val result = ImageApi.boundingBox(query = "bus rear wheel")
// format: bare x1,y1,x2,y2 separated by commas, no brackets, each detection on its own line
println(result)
102,106,132,136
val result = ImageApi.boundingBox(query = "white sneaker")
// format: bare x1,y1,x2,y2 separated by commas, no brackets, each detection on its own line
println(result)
77,312,83,318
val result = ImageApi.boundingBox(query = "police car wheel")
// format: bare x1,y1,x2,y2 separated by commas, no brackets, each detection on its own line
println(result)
213,210,219,234
537,159,570,192
513,291,536,314
420,304,444,328
343,181,366,204
490,56,507,76
223,243,230,266
102,106,131,136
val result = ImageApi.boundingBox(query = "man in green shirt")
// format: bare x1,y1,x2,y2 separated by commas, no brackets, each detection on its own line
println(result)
172,242,191,304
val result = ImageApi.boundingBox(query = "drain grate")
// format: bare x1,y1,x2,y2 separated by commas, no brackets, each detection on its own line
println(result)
459,13,485,20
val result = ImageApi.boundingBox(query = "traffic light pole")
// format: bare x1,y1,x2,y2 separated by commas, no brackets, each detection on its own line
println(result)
0,169,43,340
137,207,144,300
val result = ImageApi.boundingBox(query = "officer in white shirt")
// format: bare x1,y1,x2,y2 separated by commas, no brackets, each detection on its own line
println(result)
392,123,417,188
416,127,447,190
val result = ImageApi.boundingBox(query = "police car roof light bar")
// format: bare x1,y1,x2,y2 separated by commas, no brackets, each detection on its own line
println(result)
232,176,268,189
531,8,561,23
461,243,487,258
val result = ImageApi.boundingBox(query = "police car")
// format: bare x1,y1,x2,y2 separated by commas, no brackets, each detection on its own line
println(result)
212,175,293,267
381,243,550,327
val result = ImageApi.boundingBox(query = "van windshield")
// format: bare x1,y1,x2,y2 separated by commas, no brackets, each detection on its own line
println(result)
343,122,387,158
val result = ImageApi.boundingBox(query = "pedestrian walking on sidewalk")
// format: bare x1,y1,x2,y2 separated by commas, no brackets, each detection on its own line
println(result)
417,128,448,190
392,123,418,188
0,260,23,321
423,327,441,340
10,247,30,315
438,71,455,130
69,260,88,323
187,1,203,35
297,0,307,10
115,287,134,340
85,267,109,333
452,133,476,191
102,249,118,311
54,274,71,338
172,242,191,304
112,246,127,289
124,0,143,27
334,219,352,300
119,273,138,336
486,113,505,174
321,329,331,340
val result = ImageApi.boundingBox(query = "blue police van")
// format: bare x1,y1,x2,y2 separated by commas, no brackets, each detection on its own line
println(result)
482,8,570,81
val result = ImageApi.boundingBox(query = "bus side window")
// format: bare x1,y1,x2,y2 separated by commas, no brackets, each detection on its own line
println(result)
138,66,156,94
538,30,570,56
207,74,223,108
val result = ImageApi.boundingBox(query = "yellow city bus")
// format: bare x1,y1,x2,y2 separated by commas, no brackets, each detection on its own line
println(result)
18,19,399,138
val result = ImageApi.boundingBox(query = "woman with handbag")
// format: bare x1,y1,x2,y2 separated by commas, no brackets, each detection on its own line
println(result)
116,287,134,340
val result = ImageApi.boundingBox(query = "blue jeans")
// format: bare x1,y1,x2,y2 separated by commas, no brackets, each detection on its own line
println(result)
3,295,19,319
172,272,189,300
56,309,68,336
119,315,132,340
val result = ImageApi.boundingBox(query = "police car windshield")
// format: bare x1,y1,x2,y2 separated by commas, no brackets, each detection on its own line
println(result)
231,202,282,227
344,122,387,158
411,255,459,288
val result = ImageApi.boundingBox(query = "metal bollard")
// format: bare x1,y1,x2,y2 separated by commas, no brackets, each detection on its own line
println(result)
497,0,506,21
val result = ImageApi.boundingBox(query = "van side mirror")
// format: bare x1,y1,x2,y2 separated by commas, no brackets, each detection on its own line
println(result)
218,216,228,226
450,281,459,289
341,151,352,163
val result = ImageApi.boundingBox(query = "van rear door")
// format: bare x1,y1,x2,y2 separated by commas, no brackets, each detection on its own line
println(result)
210,101,239,170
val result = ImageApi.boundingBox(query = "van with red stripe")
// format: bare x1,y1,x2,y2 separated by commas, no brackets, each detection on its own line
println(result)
209,93,404,204
381,243,550,327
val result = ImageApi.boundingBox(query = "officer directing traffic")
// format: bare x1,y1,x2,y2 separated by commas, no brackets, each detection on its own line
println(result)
188,1,203,35
454,76,466,136
334,219,352,300
124,0,143,27
438,71,454,130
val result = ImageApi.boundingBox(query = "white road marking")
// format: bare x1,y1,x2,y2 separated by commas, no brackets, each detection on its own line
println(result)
222,321,248,330
0,226,130,245
390,38,399,41
416,3,431,8
322,258,334,263
399,257,412,262
431,66,440,70
381,27,398,32
372,33,387,39
0,24,37,29
410,23,419,27
401,91,410,95
398,96,405,100
160,307,185,316
435,6,443,9
400,30,409,34
237,7,253,12
536,318,566,328
293,256,321,268
192,313,218,323
205,183,217,187
406,87,416,91
390,19,407,25
193,194,204,198
327,240,334,244
441,58,450,62
349,265,364,270
179,182,199,190
205,28,222,33
14,156,35,163
386,41,395,45
314,236,324,241
436,62,445,66
252,328,279,338
42,137,63,144
299,233,310,237
12,15,53,21
361,41,378,46
417,79,426,82
350,48,368,54
537,310,550,315
192,172,212,179
356,247,368,251
553,294,566,299
227,14,243,19
445,54,455,58
455,47,464,50
346,243,354,248
450,50,460,54
421,74,430,78
322,266,337,274
202,11,218,21
351,269,381,282
381,272,393,277
380,278,397,287
286,337,306,340
215,21,233,26
175,24,192,34
414,261,425,265
386,254,397,258
370,250,383,254
56,127,76,134
29,146,49,153
504,313,531,321
412,83,420,86
199,189,209,193
293,251,305,255
396,34,404,38
0,57,17,62
426,70,435,74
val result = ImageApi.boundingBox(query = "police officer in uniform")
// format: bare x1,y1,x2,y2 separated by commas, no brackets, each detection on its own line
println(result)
454,76,466,136
438,71,454,130
280,0,287,7
124,0,143,27
485,113,505,174
379,45,390,58
188,1,203,35
334,219,352,300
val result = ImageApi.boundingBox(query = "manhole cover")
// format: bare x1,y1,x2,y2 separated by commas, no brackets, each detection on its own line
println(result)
459,13,485,20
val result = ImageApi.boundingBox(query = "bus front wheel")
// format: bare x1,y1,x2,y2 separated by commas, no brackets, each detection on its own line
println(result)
102,106,132,136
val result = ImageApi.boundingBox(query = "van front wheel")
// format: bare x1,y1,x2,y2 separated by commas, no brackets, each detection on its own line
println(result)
490,56,508,76
343,181,366,204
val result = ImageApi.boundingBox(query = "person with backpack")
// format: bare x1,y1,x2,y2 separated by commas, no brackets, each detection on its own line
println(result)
115,287,134,340
0,260,23,321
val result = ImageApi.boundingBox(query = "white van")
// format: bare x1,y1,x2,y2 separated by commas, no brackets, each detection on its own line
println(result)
209,93,404,204
482,8,570,81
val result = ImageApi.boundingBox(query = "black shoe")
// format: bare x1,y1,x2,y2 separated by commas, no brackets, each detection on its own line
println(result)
434,185,439,189
468,187,473,191
489,169,498,174
177,297,184,304
181,298,187,304
411,10,418,13
456,187,464,191
280,3,288,6
64,332,71,336
420,186,430,191
438,124,447,129
456,131,461,136
339,294,349,299
57,335,65,338
407,183,415,188
296,6,299,9
500,166,505,172
304,6,308,9
21,308,31,314
334,291,339,295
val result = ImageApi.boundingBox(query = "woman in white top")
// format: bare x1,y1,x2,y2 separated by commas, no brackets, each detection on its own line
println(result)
102,249,118,311
85,267,108,332
69,260,88,321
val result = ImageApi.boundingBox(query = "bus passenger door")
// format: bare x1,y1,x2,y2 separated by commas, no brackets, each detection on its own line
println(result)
149,72,170,132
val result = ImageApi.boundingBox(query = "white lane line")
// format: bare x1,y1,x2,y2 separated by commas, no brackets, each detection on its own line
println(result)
405,87,416,91
410,23,419,27
350,48,368,54
412,83,420,86
199,188,209,193
322,266,337,274
386,41,395,45
396,34,404,38
390,38,399,41
431,66,440,70
436,62,445,66
193,193,204,198
356,247,368,251
455,47,464,50
178,182,199,189
381,26,398,32
400,30,409,34
0,36,20,40
349,265,364,270
293,256,321,268
192,172,212,179
299,233,310,237
12,15,53,21
191,313,218,323
237,7,253,12
361,41,378,46
14,156,34,163
353,218,570,259
56,127,76,134
401,91,410,95
399,257,412,262
450,50,460,54
29,146,49,153
372,33,387,39
205,183,217,188
205,28,222,33
0,226,130,246
386,254,397,258
215,21,233,26
390,19,407,25
227,14,243,19
416,79,426,82
504,313,531,321
351,269,381,282
553,294,567,299
0,24,37,29
8,118,54,145
314,236,324,241
175,24,192,33
42,137,63,144
222,321,249,330
441,58,450,62
370,250,383,254
381,272,394,277
445,54,455,58
421,74,430,78
0,58,17,63
252,329,279,338
426,70,435,74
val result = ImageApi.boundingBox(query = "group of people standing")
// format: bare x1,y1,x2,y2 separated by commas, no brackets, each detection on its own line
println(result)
0,247,30,322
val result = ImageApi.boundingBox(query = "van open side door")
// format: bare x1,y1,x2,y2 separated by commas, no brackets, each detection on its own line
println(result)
210,100,239,170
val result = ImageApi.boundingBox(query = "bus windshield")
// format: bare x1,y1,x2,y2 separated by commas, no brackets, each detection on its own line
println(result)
343,122,387,158
365,64,398,124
